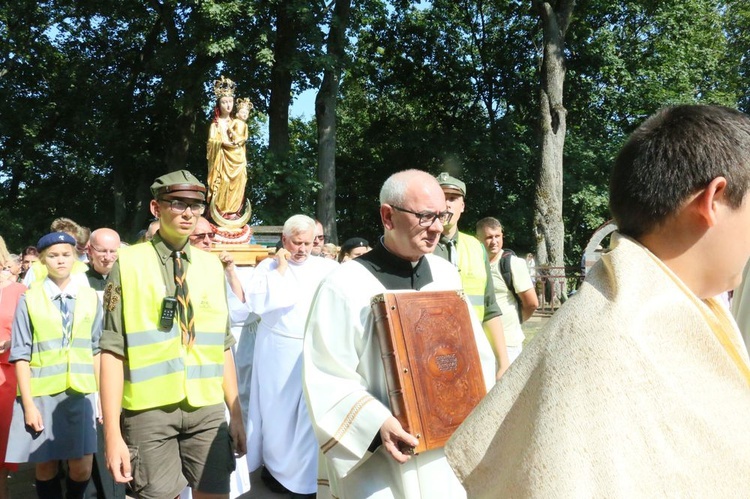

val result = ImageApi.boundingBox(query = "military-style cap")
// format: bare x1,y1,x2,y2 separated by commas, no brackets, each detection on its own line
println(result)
37,232,76,252
150,170,206,201
436,172,466,197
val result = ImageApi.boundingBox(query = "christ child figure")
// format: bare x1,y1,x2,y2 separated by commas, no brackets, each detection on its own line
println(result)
229,98,252,153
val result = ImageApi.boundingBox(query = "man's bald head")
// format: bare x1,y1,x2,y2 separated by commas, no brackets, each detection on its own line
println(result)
88,228,121,275
379,169,449,261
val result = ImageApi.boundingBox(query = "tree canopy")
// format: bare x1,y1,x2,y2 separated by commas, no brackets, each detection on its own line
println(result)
0,0,746,264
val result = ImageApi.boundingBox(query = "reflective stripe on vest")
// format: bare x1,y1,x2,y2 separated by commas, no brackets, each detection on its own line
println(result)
456,232,487,321
24,286,98,396
119,243,227,411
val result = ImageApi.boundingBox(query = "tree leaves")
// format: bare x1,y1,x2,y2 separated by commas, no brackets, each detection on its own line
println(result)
0,0,747,263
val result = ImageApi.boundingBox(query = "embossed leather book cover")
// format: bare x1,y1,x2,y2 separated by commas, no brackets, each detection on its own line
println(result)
371,290,486,454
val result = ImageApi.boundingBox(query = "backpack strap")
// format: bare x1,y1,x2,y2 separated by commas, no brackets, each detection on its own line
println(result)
499,249,523,322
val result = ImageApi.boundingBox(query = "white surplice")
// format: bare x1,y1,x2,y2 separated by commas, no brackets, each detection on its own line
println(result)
245,255,337,494
731,261,750,352
303,253,496,498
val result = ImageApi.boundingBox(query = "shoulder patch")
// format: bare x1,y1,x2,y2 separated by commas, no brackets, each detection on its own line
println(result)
103,281,122,312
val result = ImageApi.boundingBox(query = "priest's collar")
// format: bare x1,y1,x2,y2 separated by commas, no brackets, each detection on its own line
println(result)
355,237,434,290
86,267,108,281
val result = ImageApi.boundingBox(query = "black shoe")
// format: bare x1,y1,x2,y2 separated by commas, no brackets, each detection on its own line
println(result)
290,494,316,499
260,466,289,494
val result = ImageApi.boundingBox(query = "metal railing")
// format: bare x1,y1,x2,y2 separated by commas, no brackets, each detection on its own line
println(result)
530,266,585,314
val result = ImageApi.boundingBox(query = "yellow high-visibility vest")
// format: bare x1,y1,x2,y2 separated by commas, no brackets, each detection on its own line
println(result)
25,286,98,396
28,260,89,288
456,232,488,321
118,243,227,411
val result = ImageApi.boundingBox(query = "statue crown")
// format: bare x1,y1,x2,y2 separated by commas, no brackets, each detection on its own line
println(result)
213,76,236,98
235,98,253,112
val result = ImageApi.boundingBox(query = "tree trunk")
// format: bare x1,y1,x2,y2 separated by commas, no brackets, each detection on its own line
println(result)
268,0,299,161
533,0,575,305
315,0,351,245
110,6,165,236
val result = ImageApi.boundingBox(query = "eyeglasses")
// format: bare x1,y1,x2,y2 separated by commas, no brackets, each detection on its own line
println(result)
314,235,326,241
391,205,453,227
160,199,206,215
90,245,118,256
191,232,215,241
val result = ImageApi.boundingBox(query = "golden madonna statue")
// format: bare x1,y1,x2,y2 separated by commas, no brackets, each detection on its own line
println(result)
203,76,268,265
206,76,253,223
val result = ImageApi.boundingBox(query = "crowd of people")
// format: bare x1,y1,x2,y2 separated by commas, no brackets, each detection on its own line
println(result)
0,165,537,499
1,104,750,499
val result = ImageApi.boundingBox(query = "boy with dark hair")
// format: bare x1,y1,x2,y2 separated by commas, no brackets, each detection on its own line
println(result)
610,105,750,238
446,105,750,496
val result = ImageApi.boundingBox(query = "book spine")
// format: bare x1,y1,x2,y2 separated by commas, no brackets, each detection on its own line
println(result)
371,299,408,420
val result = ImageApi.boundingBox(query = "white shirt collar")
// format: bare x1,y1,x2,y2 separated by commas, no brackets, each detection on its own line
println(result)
43,276,81,299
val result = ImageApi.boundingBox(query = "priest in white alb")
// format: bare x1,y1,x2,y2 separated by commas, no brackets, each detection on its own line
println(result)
244,215,338,497
303,170,496,498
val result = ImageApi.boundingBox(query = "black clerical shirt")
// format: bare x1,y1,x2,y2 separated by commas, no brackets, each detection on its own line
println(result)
354,238,434,291
86,268,108,291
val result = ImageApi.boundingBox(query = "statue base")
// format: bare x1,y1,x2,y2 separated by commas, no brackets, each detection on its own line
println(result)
207,222,271,267
209,243,270,266
211,223,254,245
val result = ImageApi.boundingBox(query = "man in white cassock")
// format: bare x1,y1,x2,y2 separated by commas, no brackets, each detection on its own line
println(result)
245,215,338,497
446,105,750,497
302,170,496,498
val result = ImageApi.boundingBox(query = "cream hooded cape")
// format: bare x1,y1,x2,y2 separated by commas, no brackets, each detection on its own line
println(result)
446,234,750,497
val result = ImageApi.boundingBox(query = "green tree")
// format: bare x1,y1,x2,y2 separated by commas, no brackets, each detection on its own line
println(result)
334,0,540,249
0,0,256,243
1,0,746,263
562,0,737,260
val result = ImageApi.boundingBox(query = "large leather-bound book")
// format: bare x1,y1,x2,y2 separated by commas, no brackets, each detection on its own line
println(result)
371,290,486,454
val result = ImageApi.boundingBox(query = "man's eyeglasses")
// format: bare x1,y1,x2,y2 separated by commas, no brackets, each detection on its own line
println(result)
191,232,215,241
90,246,118,256
160,199,206,215
391,206,453,227
314,235,326,241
